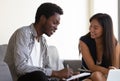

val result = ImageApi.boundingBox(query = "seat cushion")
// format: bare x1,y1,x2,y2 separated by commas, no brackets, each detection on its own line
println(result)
0,62,13,81
47,46,64,70
0,44,7,61
63,60,82,72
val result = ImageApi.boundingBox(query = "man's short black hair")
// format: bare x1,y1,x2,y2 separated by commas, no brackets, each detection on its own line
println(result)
35,2,63,23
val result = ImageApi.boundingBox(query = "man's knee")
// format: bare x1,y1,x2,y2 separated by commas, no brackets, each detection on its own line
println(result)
18,71,48,81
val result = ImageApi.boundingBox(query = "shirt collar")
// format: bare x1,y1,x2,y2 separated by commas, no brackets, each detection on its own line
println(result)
30,23,37,37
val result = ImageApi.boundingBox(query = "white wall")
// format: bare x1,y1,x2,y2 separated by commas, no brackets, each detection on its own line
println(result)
0,0,39,44
0,0,88,60
0,0,118,60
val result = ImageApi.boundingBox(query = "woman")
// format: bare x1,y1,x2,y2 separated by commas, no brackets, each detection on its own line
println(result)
79,13,120,81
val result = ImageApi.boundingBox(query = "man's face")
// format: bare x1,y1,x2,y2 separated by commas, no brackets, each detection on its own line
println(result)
43,13,60,37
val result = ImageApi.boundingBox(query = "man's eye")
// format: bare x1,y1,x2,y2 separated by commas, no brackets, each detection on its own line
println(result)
94,27,98,30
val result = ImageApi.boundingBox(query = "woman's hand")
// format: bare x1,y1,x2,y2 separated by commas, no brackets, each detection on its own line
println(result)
109,66,117,69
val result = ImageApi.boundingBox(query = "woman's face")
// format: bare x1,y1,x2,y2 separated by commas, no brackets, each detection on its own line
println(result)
89,19,103,39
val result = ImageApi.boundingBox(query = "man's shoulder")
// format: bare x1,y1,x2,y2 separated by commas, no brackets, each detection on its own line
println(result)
14,24,32,34
18,24,31,31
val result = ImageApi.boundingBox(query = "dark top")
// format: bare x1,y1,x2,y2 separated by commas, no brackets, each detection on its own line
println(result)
80,34,108,70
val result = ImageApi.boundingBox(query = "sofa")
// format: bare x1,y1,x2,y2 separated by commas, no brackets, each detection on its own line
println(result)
0,44,13,81
0,44,81,81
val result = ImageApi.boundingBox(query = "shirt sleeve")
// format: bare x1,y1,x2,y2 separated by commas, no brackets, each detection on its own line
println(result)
13,28,53,76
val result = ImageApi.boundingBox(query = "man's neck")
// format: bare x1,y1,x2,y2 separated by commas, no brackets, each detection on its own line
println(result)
34,23,43,38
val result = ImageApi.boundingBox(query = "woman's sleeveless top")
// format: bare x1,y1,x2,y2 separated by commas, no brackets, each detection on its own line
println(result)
80,34,107,69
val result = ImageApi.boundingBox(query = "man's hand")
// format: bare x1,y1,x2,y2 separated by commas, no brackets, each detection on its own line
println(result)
52,68,73,79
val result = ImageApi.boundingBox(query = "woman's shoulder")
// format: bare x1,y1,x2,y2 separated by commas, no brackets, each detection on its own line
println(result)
80,33,92,41
116,42,120,50
80,34,90,40
80,33,95,47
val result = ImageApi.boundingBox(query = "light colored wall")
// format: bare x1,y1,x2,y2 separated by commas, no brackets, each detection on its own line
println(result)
0,0,118,59
0,0,88,59
0,0,43,44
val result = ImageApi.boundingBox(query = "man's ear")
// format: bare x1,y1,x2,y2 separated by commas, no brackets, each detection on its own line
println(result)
40,15,46,23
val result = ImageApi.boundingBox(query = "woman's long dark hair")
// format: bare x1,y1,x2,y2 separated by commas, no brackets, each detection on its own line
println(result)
89,13,116,67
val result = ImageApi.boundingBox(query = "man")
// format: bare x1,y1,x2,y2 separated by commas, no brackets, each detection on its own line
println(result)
5,2,73,81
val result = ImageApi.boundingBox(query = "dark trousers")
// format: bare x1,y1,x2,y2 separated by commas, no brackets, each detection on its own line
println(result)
17,71,49,81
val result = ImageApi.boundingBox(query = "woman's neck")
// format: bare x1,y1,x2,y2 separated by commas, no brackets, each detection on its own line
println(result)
95,37,103,45
95,38,103,64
